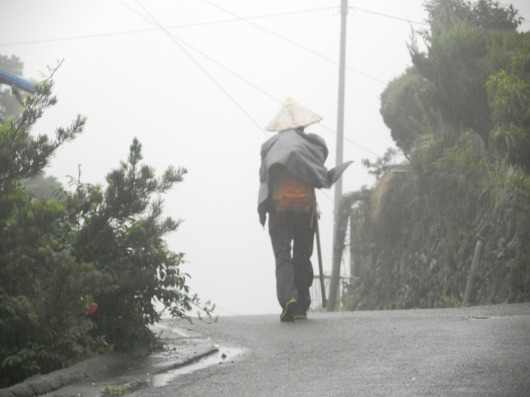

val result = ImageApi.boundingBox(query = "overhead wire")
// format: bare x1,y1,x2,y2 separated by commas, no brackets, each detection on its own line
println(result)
2,1,403,156
319,123,379,157
197,0,384,157
349,6,428,27
186,0,350,207
111,1,371,153
160,0,383,166
168,36,282,106
200,0,386,84
119,0,283,106
120,0,269,137
10,1,393,203
0,2,407,88
119,0,383,158
122,3,361,207
0,7,336,48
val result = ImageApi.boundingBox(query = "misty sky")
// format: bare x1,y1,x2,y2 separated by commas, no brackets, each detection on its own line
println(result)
2,0,529,316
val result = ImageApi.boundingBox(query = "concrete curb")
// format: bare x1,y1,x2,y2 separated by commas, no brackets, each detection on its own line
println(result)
0,321,218,397
0,352,132,397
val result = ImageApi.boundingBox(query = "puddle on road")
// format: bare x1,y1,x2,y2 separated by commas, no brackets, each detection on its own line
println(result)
100,345,247,396
150,345,247,388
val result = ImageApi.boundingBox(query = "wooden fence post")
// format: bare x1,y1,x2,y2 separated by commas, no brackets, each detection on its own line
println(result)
463,238,485,306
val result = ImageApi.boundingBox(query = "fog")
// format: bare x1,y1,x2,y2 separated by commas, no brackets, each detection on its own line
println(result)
2,0,529,316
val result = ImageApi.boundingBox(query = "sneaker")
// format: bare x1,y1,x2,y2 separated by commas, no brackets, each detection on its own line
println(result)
280,298,297,322
293,313,307,320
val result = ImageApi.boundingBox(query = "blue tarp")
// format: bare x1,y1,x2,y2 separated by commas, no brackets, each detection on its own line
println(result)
0,69,36,93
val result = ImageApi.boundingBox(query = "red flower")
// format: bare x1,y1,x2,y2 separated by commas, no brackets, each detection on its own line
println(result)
85,302,98,316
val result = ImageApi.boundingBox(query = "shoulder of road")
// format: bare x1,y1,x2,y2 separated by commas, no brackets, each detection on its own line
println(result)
0,321,218,397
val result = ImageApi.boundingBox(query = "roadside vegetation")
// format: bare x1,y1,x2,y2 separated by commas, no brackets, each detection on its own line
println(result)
342,0,530,310
0,58,213,388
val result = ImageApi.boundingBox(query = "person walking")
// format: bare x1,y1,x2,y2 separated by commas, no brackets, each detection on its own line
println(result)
258,98,352,322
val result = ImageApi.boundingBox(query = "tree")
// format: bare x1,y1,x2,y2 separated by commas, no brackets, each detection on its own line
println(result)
0,55,26,121
380,68,439,155
21,174,65,200
1,63,88,386
67,138,214,349
0,64,85,185
424,0,521,32
344,0,530,311
382,0,524,149
0,60,213,387
487,43,530,173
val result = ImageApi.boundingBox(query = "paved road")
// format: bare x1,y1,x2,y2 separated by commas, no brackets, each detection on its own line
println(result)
9,304,528,397
128,304,530,397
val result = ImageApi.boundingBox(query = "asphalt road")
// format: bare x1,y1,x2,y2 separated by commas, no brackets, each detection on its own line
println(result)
124,303,530,397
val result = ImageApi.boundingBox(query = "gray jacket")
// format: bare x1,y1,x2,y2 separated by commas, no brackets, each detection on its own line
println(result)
258,129,353,225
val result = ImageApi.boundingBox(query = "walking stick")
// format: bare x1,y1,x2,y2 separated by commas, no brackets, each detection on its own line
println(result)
315,215,327,308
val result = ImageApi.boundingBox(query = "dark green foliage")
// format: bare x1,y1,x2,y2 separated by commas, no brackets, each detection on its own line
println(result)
487,44,530,173
0,55,25,121
67,138,207,350
349,132,487,309
0,64,85,184
22,174,65,201
423,0,521,34
345,0,530,310
380,70,438,154
0,184,103,386
386,0,524,151
0,63,213,388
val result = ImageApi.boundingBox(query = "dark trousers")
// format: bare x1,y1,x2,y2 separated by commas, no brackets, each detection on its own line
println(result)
268,209,315,312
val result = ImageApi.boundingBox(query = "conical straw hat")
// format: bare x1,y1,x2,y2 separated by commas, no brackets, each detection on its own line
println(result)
265,98,322,132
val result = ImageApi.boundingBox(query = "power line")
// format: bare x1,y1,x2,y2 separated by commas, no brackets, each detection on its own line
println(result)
172,37,282,106
121,0,269,137
120,0,384,157
0,7,335,47
1,3,388,84
120,0,281,104
3,1,391,157
196,0,387,157
349,6,428,27
352,5,529,27
176,31,384,156
200,0,386,84
120,2,364,209
125,0,384,156
319,123,379,157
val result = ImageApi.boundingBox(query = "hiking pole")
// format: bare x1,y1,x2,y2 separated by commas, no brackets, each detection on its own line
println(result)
315,215,327,308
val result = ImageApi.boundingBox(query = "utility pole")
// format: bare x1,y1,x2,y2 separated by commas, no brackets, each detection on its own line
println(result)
327,0,348,312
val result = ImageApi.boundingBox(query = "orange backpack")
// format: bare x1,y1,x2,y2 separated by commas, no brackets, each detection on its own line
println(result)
272,173,315,213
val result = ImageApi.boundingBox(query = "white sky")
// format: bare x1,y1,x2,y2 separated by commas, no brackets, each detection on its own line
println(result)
2,0,529,316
